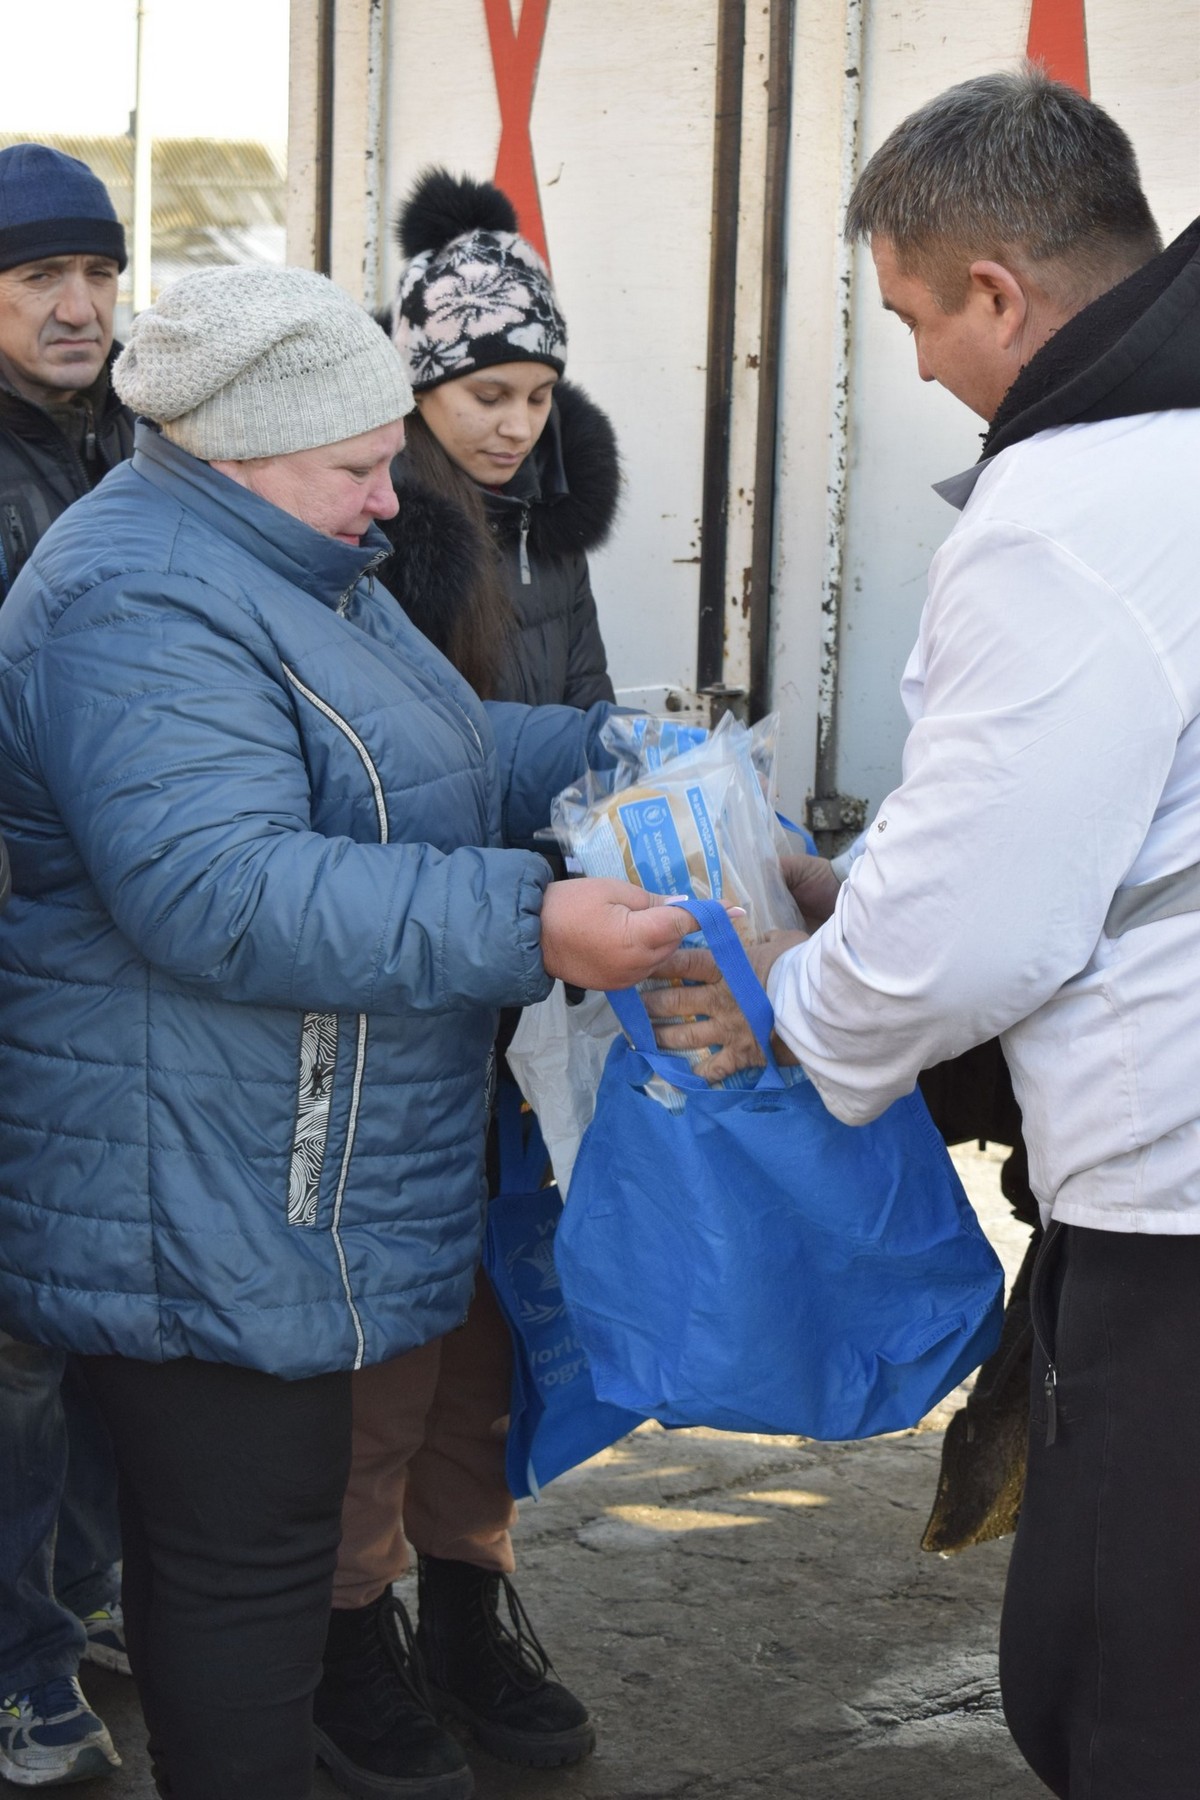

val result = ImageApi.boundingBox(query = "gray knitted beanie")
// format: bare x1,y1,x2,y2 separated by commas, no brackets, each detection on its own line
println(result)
114,265,413,459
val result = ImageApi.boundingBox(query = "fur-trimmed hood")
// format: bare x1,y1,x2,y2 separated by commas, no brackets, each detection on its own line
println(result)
373,282,619,552
480,378,620,558
384,375,620,558
376,377,618,661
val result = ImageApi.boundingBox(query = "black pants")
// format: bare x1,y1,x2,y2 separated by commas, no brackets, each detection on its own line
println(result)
80,1354,352,1800
1000,1224,1200,1799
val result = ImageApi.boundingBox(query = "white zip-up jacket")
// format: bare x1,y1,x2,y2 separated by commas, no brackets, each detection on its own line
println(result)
770,220,1200,1233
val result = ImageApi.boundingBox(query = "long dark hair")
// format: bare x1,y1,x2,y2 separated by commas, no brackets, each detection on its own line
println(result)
400,410,515,699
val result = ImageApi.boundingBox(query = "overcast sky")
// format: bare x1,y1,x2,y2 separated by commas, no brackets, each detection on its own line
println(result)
5,0,290,149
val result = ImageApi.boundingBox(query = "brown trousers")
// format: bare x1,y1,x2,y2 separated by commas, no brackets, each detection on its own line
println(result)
332,1274,517,1610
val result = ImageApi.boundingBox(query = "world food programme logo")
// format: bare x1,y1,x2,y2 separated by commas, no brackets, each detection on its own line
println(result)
510,1236,567,1327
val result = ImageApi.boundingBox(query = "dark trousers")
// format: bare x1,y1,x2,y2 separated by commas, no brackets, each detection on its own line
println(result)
0,1335,120,1691
80,1354,352,1800
1000,1224,1200,1798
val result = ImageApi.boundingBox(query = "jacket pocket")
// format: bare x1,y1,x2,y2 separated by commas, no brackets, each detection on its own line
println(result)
288,1010,339,1227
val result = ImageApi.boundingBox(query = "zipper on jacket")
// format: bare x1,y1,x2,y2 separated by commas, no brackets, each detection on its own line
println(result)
1029,1220,1065,1447
446,688,485,764
282,663,389,841
2,504,29,589
518,507,531,585
3,504,29,568
83,402,96,467
337,549,388,617
330,1016,369,1369
281,661,393,1366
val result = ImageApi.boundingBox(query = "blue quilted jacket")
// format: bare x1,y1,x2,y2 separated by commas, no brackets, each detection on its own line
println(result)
0,426,609,1378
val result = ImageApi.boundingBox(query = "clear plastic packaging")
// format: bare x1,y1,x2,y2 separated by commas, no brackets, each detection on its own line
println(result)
550,713,805,1103
552,711,802,940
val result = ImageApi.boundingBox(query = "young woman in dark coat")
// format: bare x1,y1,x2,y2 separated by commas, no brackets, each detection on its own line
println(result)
315,172,619,1800
374,175,618,712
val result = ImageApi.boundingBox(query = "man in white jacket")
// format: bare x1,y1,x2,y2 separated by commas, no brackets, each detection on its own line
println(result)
650,66,1200,1798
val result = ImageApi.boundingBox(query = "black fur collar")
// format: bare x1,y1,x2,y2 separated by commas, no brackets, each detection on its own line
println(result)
372,302,620,557
482,379,620,558
983,215,1200,460
376,378,620,668
375,480,483,657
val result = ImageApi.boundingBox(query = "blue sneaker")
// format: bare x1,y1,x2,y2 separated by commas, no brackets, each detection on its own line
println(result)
0,1676,121,1786
80,1605,131,1677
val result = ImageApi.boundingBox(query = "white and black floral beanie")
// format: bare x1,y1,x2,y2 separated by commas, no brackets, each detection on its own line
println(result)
392,168,567,393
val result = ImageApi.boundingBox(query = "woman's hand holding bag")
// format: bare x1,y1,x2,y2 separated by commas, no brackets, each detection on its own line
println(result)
538,878,703,989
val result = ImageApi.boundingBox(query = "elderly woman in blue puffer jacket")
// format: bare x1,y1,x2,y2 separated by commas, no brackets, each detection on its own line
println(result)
0,265,697,1800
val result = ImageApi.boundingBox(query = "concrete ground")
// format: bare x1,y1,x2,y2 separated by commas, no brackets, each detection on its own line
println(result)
62,1147,1046,1800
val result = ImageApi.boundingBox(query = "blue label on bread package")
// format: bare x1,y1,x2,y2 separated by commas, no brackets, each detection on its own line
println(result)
639,723,709,771
617,790,724,899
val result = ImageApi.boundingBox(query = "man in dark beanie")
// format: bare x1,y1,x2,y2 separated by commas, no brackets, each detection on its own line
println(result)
0,143,134,597
0,142,130,1787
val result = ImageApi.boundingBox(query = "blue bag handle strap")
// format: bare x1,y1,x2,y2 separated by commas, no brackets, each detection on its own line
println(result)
775,810,819,856
605,897,786,1092
496,1078,550,1194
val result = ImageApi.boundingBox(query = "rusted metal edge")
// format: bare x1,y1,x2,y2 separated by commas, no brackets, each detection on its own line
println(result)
747,0,797,722
810,0,866,849
315,0,337,276
696,0,748,691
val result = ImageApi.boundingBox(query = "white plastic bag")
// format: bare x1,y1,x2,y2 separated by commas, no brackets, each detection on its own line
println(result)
505,984,620,1196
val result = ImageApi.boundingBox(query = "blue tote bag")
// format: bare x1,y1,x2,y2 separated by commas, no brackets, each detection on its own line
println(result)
555,899,1004,1441
483,1082,646,1498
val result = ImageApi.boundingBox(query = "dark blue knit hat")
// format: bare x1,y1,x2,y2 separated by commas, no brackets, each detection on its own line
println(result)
0,144,126,275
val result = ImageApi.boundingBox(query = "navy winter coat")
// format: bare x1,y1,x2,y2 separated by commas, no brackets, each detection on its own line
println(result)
0,352,134,599
0,426,608,1378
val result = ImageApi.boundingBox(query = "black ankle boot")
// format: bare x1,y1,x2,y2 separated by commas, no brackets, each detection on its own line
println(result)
416,1556,595,1768
313,1591,474,1799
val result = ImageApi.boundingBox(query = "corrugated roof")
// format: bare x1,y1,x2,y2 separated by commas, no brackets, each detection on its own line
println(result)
0,135,285,294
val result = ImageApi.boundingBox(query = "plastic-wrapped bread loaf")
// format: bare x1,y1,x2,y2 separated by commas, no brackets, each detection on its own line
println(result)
552,712,801,940
550,713,807,1101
